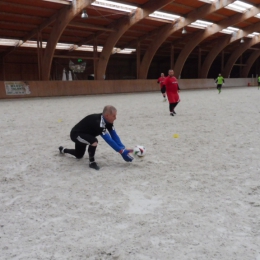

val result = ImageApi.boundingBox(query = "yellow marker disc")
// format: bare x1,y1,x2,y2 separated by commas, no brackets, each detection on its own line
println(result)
58,119,63,123
173,134,179,138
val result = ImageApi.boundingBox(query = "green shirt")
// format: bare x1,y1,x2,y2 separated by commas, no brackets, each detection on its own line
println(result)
258,76,260,82
216,76,224,84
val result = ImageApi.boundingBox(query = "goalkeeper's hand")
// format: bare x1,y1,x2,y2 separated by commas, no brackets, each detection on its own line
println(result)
119,149,134,162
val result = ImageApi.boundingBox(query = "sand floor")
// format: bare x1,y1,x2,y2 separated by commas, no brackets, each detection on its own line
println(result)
1,87,260,260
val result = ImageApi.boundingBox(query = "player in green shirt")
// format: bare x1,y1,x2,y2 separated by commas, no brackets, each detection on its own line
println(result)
215,74,225,94
258,76,260,90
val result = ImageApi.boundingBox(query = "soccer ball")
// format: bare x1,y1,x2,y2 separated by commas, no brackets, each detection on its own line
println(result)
133,145,146,157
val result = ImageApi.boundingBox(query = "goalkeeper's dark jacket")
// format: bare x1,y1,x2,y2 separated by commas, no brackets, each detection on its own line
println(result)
71,113,125,152
71,113,112,136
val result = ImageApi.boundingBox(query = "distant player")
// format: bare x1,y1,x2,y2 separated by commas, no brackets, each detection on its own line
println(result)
215,73,225,94
258,75,260,90
59,105,133,170
164,69,180,116
157,73,167,101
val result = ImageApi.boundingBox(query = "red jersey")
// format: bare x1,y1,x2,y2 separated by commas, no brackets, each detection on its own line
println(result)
157,77,165,88
164,76,180,103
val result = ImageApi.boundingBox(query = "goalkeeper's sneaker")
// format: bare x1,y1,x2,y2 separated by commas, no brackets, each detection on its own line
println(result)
89,162,100,170
59,146,65,154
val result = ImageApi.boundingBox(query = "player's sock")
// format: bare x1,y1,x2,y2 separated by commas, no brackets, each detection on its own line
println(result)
88,145,97,161
88,145,99,170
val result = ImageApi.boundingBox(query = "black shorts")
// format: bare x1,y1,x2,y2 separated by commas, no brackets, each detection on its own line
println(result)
161,85,166,94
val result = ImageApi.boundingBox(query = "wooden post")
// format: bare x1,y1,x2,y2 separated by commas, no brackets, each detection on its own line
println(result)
136,42,140,79
37,32,43,80
239,54,242,76
198,47,201,77
171,44,174,69
221,51,224,73
1,57,5,81
93,37,98,79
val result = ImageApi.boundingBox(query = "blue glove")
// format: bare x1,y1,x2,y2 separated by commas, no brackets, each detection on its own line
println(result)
120,149,134,162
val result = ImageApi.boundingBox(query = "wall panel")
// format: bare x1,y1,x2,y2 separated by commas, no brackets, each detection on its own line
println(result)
0,78,256,99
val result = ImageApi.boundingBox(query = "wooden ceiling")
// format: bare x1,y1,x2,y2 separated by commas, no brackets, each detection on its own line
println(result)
0,0,260,60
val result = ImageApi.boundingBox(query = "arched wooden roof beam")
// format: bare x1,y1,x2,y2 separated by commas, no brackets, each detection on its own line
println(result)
96,0,176,80
0,6,66,59
241,49,260,77
118,26,164,50
173,4,260,79
138,0,236,79
200,21,260,78
223,36,260,78
68,21,116,32
41,0,95,80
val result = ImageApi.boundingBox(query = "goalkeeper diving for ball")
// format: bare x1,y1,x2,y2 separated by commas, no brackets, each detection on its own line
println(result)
59,105,133,170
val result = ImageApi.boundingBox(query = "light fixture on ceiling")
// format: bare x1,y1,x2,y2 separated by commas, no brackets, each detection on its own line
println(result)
91,0,137,13
240,38,244,43
182,27,187,34
81,10,88,19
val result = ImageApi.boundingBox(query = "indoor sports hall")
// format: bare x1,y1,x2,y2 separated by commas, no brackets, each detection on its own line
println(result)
1,0,260,259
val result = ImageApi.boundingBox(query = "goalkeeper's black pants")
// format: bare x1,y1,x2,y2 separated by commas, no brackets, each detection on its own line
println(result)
64,132,97,160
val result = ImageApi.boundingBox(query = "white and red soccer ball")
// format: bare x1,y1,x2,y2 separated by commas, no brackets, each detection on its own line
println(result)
133,145,146,157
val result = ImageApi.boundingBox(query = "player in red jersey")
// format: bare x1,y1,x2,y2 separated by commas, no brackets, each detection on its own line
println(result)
157,73,167,101
164,69,180,116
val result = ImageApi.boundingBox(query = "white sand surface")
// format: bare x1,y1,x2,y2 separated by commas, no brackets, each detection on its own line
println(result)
1,87,260,260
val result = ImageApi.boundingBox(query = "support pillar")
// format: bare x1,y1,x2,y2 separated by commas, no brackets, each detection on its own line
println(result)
93,37,98,79
37,32,43,80
136,42,140,79
221,51,224,73
239,54,243,76
0,57,5,80
171,44,174,69
198,47,201,77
